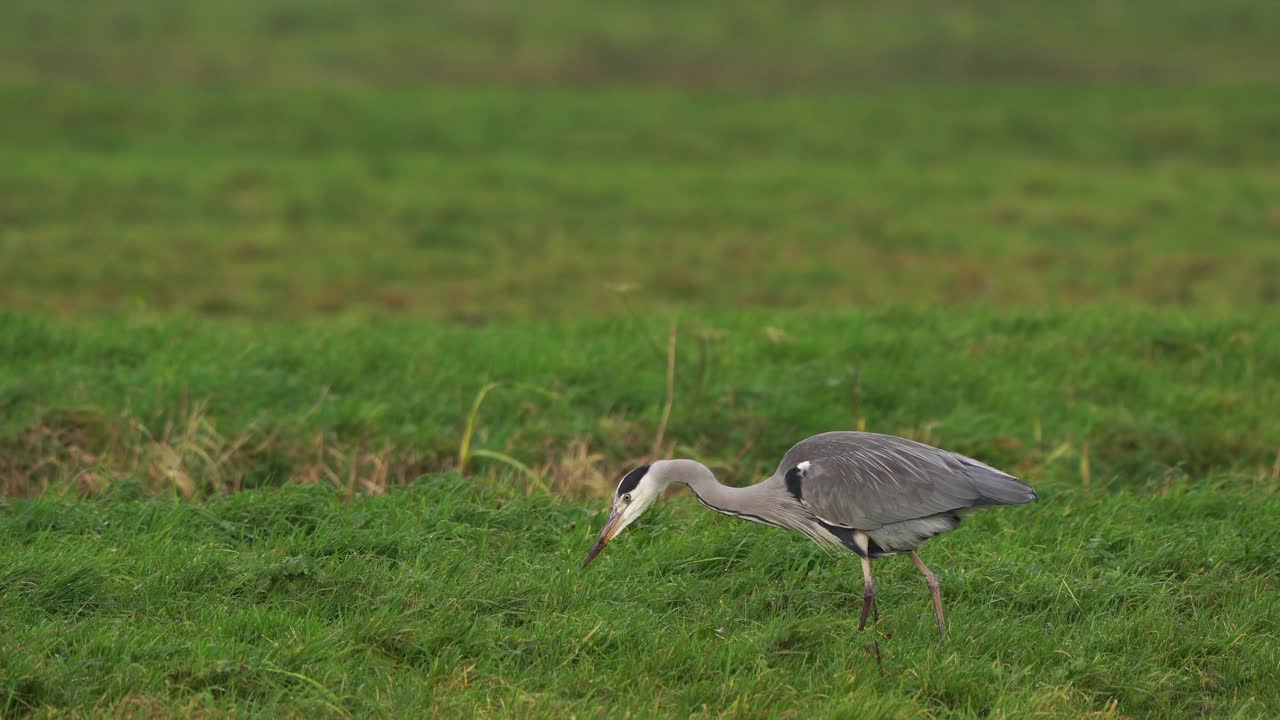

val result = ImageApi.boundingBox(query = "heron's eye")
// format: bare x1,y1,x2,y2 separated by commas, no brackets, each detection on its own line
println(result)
621,493,632,504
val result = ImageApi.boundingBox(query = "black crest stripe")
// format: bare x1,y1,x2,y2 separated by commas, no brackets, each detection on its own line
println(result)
617,465,649,495
784,465,804,501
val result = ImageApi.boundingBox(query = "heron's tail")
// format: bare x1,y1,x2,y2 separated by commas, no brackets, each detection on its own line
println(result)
958,455,1038,506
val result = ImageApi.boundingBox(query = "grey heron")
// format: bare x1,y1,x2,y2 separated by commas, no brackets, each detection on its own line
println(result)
582,431,1037,637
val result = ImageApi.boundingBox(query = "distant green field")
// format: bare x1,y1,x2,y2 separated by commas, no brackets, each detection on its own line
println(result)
3,83,1279,320
5,1,1279,89
4,0,1280,717
3,2,1280,319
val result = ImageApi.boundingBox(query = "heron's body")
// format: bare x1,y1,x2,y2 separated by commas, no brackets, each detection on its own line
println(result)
584,431,1037,638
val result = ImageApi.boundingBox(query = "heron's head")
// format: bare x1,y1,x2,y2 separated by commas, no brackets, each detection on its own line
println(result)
582,462,668,568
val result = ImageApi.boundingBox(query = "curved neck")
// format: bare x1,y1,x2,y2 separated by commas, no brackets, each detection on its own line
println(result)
658,458,814,539
659,459,756,519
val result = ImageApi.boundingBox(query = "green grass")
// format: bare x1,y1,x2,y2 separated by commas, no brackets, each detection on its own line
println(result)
3,310,1278,498
4,0,1280,716
2,310,1278,716
4,0,1279,89
3,1,1280,319
3,84,1278,319
4,475,1278,718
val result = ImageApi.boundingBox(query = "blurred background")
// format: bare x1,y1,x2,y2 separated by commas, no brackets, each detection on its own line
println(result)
4,8,1279,715
2,0,1278,321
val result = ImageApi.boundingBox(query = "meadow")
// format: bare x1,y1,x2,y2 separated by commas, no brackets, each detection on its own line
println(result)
3,3,1280,320
3,311,1278,717
3,1,1280,718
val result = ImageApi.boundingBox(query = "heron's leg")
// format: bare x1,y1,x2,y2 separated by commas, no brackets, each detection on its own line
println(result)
857,555,878,631
909,551,945,639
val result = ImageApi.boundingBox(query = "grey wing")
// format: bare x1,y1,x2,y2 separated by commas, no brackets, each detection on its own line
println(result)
777,431,1036,530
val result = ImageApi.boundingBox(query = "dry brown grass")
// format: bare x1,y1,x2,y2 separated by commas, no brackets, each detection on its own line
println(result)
0,401,439,499
0,400,661,501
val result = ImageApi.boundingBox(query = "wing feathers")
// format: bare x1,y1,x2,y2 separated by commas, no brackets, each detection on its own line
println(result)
779,431,1036,530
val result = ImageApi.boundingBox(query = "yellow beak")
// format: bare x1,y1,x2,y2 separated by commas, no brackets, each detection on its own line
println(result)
582,509,624,568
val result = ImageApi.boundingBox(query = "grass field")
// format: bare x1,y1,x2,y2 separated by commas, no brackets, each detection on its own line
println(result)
3,311,1278,717
3,310,1278,499
3,2,1280,320
3,473,1277,718
3,0,1280,717
5,84,1280,319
